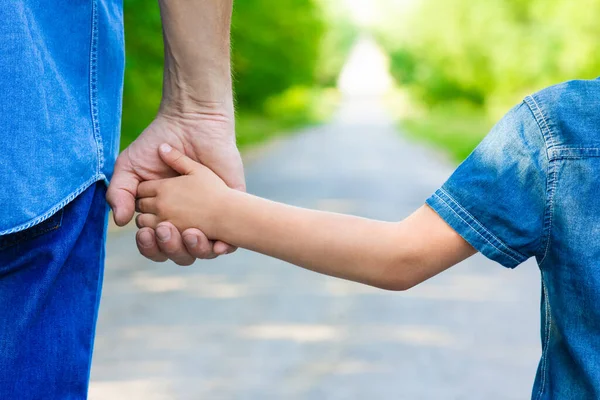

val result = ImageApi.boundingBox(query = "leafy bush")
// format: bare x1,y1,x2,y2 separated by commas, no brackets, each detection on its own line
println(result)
385,0,600,115
121,0,333,149
378,0,600,160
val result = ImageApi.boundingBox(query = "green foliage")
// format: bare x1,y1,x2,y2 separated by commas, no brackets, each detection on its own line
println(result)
402,103,494,162
237,87,339,148
315,1,360,86
121,0,347,150
121,0,164,148
231,0,325,111
382,0,600,159
387,0,600,113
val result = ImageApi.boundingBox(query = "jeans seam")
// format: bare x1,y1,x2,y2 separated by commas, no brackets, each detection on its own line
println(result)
432,191,524,265
89,0,104,173
0,210,64,251
536,275,552,400
84,196,108,387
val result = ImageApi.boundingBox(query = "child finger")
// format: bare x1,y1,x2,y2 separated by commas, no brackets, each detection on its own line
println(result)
135,197,157,214
158,143,198,175
138,181,159,198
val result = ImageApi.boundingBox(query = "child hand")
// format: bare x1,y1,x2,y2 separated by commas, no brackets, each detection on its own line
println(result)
135,143,230,238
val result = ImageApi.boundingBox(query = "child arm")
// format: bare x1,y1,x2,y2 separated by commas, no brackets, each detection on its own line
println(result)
219,192,475,290
136,144,476,290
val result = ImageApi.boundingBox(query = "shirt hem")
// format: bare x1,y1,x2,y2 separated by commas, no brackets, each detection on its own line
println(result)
426,188,527,269
0,174,106,236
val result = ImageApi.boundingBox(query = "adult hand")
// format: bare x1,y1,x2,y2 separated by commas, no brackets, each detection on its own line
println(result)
106,110,245,265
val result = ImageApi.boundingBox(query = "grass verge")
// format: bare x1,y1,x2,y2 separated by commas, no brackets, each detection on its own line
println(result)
399,103,494,162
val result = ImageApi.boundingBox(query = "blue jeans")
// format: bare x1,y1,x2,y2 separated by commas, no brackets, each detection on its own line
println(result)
0,183,108,399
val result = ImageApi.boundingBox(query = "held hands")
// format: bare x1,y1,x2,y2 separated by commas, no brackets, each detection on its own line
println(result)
106,112,245,265
135,144,229,238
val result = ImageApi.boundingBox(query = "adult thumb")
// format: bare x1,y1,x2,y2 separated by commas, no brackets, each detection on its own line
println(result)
106,158,139,226
158,143,198,175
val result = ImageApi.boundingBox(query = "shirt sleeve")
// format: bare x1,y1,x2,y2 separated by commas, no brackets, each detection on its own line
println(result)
425,101,549,268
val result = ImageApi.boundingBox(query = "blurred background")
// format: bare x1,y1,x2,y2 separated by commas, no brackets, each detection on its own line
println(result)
90,0,600,398
120,0,600,160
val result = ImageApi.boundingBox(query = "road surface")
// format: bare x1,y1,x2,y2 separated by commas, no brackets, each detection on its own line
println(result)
89,97,541,399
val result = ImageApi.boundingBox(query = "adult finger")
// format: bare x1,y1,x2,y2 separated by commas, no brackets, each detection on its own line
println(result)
155,223,196,266
136,228,168,262
181,228,218,259
213,241,237,256
106,152,140,226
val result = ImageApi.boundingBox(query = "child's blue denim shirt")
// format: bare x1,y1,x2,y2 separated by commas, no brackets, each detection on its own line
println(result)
427,78,600,399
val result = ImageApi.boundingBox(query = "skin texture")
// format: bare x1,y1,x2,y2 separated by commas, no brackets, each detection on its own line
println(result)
136,145,477,290
106,0,242,265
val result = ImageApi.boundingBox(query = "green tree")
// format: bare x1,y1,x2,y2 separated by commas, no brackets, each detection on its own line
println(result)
231,0,324,110
386,0,600,114
121,0,332,149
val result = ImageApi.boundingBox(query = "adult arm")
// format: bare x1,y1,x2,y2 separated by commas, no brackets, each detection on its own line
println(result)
107,0,244,265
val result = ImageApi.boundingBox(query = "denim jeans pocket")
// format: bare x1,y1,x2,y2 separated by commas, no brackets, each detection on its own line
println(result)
0,209,65,251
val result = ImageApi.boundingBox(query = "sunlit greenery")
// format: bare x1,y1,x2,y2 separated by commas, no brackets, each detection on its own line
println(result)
379,0,600,160
121,0,352,150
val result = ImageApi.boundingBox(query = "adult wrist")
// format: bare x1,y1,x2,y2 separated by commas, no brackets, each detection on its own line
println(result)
155,99,236,146
159,93,234,122
160,55,234,120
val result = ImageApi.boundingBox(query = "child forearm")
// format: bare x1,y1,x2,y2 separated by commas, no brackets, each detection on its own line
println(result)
216,191,469,290
135,147,476,288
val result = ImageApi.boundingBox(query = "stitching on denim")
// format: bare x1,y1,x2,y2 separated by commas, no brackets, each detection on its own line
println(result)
552,155,599,160
552,147,600,151
0,209,64,251
89,0,104,172
437,189,525,264
550,149,600,160
0,175,105,236
432,192,523,265
538,160,558,267
536,276,552,400
524,97,558,267
526,96,556,150
436,190,524,263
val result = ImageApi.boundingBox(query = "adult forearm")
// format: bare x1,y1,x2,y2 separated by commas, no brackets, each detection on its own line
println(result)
158,0,233,115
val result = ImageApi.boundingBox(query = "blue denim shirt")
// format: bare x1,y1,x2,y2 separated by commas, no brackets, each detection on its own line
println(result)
427,78,600,399
0,1,124,235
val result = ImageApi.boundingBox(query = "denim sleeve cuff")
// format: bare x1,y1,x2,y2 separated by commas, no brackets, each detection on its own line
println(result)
425,188,528,269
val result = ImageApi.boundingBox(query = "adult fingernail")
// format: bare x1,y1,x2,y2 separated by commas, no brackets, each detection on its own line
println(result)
138,231,153,248
160,143,172,153
156,225,171,242
184,235,198,248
